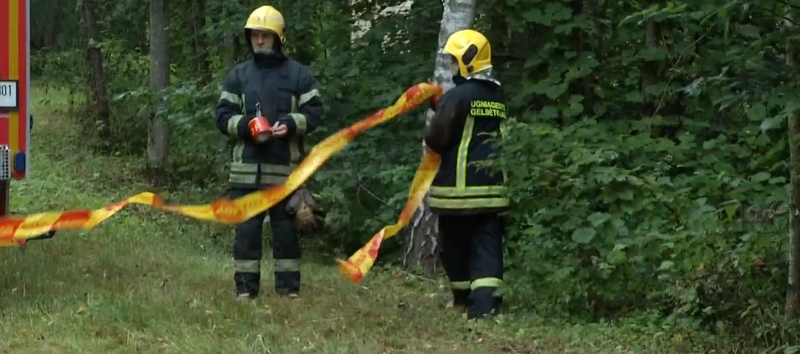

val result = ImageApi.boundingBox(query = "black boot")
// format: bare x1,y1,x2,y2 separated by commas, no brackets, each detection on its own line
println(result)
467,288,502,319
275,270,300,298
234,271,261,299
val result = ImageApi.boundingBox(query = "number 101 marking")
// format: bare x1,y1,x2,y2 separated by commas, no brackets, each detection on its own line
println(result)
0,81,18,109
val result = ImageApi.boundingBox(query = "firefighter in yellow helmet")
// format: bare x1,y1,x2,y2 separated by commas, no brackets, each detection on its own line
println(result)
424,29,508,319
214,5,324,300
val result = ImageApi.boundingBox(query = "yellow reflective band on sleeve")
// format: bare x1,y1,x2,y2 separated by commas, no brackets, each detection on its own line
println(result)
220,91,242,106
288,113,307,134
234,259,261,273
274,259,301,272
456,116,476,188
428,197,510,209
227,114,245,136
232,141,245,163
430,185,507,197
298,88,320,106
471,277,503,290
450,281,471,290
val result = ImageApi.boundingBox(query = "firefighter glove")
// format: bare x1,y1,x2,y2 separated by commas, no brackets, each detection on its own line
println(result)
286,187,324,234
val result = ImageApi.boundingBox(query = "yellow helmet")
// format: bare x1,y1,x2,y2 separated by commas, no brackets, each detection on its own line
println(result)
442,29,492,77
244,5,286,43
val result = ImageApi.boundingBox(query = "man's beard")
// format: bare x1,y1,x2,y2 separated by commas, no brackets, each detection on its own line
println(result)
253,47,274,55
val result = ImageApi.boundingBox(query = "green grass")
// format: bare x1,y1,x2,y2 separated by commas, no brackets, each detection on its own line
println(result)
0,85,690,353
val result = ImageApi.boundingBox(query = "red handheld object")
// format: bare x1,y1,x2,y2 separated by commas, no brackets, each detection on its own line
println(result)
248,116,271,141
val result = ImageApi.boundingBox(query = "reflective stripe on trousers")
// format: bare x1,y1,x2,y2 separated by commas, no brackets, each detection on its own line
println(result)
471,277,502,290
450,281,471,290
275,258,301,272
234,259,260,273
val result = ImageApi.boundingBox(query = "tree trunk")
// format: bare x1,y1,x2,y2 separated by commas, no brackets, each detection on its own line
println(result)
192,0,210,84
79,0,112,148
43,16,57,49
403,0,476,278
640,18,661,120
785,7,800,320
568,0,589,118
222,3,235,71
147,0,171,182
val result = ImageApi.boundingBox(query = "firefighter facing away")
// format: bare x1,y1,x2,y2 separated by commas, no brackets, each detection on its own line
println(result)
214,5,323,299
424,29,509,319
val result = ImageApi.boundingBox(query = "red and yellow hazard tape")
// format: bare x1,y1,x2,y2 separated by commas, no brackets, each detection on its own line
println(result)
0,82,443,244
337,149,440,283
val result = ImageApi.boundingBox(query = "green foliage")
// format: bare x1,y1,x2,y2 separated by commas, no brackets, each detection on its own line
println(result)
10,91,689,354
28,0,800,351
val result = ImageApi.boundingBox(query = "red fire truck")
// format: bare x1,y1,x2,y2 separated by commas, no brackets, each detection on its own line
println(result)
1,0,54,245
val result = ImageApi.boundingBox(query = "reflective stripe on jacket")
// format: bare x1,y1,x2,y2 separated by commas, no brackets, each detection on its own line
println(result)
214,57,323,188
423,78,509,215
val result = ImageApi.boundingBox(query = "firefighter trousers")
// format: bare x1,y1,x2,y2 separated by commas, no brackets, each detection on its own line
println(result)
438,213,505,319
229,187,301,297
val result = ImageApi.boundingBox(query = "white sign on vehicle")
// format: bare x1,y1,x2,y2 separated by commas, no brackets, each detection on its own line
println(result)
0,80,18,109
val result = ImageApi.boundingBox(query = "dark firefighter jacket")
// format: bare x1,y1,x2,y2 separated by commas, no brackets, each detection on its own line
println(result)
423,77,509,215
214,56,323,188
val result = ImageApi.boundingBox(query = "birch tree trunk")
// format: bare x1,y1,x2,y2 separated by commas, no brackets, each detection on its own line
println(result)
147,0,171,182
785,6,800,320
403,0,476,277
